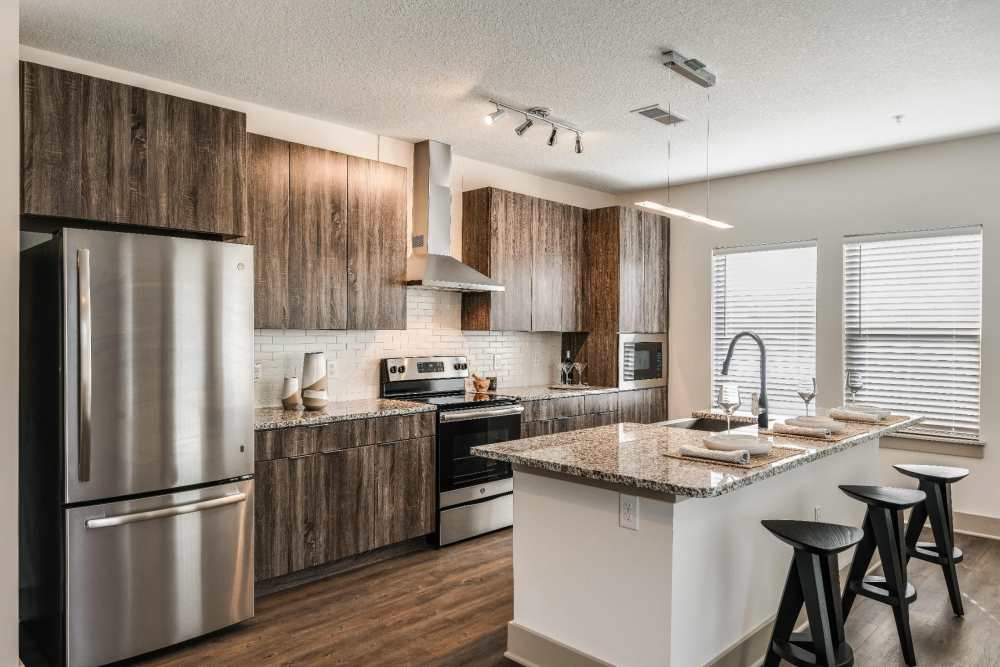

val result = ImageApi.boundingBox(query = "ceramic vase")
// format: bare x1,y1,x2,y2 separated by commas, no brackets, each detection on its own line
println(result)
281,377,303,410
301,352,329,411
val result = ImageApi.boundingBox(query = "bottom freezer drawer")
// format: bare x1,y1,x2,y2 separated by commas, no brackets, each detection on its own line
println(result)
65,479,254,667
439,493,513,546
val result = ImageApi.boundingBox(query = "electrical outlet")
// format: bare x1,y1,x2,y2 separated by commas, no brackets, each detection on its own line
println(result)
620,494,639,530
814,506,822,522
253,361,262,383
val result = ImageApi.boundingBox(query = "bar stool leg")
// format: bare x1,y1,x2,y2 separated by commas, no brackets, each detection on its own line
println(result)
870,506,916,666
795,550,841,667
925,481,964,616
764,560,804,667
842,512,876,619
903,497,928,560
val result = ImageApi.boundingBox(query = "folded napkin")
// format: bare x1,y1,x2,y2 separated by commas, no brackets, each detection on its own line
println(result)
829,408,884,423
772,422,832,438
678,445,750,465
845,404,892,418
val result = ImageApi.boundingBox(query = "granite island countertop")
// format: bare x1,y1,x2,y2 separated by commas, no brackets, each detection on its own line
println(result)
473,415,922,498
256,398,435,431
494,385,620,400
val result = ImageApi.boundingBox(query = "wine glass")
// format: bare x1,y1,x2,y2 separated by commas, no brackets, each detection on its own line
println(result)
846,370,864,404
572,361,587,386
560,360,573,385
797,377,817,416
717,383,742,433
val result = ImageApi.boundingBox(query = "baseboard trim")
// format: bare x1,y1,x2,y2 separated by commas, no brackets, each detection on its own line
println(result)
955,511,1000,540
505,621,615,667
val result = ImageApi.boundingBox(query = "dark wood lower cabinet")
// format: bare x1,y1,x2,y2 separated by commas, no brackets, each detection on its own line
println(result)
254,458,292,581
374,437,436,549
617,387,667,424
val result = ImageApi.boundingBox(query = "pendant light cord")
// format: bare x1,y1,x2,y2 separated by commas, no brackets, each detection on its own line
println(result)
666,67,673,204
705,91,711,218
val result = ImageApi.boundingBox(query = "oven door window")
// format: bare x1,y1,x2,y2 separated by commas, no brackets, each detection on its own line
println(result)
438,414,518,493
624,342,663,382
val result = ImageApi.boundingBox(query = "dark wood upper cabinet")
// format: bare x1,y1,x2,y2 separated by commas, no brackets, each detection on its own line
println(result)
21,61,246,237
532,199,563,332
289,144,348,330
247,134,290,329
347,156,407,330
560,205,586,332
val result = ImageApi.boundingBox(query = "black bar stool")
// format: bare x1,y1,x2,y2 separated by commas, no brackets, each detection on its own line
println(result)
840,485,926,666
894,463,970,616
762,519,863,667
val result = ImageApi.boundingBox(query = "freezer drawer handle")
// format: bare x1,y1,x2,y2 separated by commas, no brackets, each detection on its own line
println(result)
77,248,92,482
85,492,247,529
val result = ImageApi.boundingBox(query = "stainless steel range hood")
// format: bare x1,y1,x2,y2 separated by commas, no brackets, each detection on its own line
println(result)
405,140,504,292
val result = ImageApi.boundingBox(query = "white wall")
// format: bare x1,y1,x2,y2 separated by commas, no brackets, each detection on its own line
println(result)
2,3,18,665
625,133,1000,519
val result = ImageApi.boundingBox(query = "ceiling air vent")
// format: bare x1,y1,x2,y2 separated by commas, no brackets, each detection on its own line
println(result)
631,104,685,126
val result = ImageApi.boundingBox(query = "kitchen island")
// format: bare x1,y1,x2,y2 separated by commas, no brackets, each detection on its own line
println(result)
473,415,920,667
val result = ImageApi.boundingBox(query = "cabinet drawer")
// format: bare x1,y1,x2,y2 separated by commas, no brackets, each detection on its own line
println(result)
375,411,435,443
317,418,375,452
255,427,318,461
584,393,619,415
522,396,583,422
588,412,618,427
523,420,553,438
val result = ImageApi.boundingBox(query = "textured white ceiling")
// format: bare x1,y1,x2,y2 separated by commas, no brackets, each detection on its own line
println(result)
19,0,1000,193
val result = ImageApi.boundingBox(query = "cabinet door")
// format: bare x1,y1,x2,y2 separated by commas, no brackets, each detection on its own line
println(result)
247,134,290,329
643,213,669,333
322,446,375,561
143,89,247,236
254,458,291,580
347,157,407,330
21,62,131,223
647,386,667,423
617,390,644,424
531,200,562,332
490,190,534,331
287,454,327,572
374,437,436,548
560,205,585,332
289,144,348,329
618,208,645,333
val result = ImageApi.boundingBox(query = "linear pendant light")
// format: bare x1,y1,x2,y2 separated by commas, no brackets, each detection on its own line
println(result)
636,57,732,230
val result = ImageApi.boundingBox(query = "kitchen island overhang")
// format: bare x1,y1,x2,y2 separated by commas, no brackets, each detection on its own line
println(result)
474,417,921,667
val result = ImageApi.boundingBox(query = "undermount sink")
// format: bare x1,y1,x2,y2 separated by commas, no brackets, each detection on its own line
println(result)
653,417,755,433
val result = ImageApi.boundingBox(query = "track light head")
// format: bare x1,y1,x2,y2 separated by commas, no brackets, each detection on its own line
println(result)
547,126,557,146
514,117,533,136
484,106,506,125
574,133,583,154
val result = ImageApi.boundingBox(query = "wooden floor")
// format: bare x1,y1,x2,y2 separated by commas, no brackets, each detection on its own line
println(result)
121,529,999,667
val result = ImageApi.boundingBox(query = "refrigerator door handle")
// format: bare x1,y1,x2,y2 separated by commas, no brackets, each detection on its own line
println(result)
77,248,92,482
85,492,248,529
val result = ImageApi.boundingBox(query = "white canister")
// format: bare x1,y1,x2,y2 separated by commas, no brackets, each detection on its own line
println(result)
281,377,302,410
302,351,328,391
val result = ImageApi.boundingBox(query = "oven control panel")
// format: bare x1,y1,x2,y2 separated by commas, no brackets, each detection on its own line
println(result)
382,356,469,382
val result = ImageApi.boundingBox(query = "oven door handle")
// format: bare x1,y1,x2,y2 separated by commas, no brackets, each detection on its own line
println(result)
439,405,524,423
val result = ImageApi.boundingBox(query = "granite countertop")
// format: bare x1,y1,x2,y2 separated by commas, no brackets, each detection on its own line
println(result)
473,416,922,498
256,399,435,431
495,385,620,400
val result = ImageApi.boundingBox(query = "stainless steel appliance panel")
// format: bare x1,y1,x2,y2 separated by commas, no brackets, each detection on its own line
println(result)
618,333,667,389
64,479,254,667
439,494,513,546
61,229,254,503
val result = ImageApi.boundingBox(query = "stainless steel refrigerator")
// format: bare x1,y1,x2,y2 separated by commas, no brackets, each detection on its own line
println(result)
20,228,255,667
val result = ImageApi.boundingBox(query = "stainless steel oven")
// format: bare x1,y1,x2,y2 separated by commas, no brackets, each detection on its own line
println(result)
619,333,667,389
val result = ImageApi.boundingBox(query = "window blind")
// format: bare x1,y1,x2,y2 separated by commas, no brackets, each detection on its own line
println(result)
843,229,982,438
712,243,817,415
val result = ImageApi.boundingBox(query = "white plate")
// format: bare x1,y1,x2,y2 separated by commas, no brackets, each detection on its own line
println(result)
841,403,891,417
786,416,847,434
703,433,773,456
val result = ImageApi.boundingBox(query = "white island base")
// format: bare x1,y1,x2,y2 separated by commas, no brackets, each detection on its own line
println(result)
505,439,880,667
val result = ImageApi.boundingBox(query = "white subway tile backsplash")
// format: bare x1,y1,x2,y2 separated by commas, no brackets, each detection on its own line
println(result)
254,289,561,406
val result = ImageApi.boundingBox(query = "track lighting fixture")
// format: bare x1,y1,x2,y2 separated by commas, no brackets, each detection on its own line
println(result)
482,99,583,153
514,117,533,136
483,105,506,125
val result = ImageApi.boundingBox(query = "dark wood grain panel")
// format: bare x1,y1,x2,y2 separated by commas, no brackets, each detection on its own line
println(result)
589,411,618,427
643,212,669,333
523,420,554,438
288,143,347,329
246,133,289,328
375,412,435,444
459,187,493,330
254,458,291,580
255,429,283,462
618,207,645,333
288,455,326,572
560,205,586,332
521,398,553,423
531,199,562,331
323,446,375,561
347,156,407,330
581,207,621,334
317,418,376,453
374,437,436,548
552,396,584,418
491,189,534,331
617,389,643,424
282,426,320,459
584,393,619,415
647,386,667,423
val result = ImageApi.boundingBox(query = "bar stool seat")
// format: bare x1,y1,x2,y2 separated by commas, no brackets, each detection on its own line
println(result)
840,485,925,666
762,520,862,667
894,463,970,617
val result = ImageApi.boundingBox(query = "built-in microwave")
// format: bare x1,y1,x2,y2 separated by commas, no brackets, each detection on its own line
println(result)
619,333,667,389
